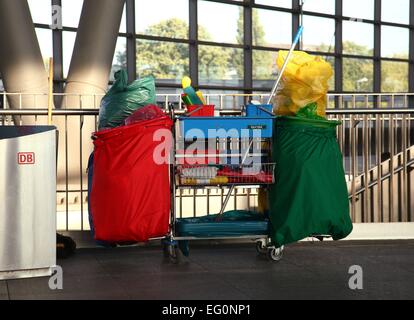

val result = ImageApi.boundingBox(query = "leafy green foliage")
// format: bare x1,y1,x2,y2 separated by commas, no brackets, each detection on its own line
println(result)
134,18,233,81
116,14,409,93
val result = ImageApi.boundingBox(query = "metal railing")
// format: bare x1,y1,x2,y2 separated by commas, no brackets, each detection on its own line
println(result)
1,92,414,110
1,92,413,230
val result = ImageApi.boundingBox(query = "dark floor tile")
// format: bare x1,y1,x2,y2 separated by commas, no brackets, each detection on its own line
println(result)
361,266,414,289
284,243,414,284
186,244,294,273
0,281,9,300
213,245,414,300
216,270,370,300
100,258,206,277
6,276,50,299
15,291,130,300
89,246,161,259
215,265,325,300
114,273,249,300
57,256,108,278
7,274,128,300
363,280,414,300
3,241,414,300
94,250,206,276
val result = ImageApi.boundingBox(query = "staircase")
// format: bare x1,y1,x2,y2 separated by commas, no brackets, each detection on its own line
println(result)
347,145,414,223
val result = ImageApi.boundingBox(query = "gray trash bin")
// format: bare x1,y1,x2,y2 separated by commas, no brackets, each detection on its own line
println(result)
0,126,57,280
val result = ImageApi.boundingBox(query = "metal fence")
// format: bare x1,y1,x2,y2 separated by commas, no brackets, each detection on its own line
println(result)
1,92,413,230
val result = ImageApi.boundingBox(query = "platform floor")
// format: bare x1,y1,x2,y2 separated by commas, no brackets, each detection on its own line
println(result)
1,240,413,300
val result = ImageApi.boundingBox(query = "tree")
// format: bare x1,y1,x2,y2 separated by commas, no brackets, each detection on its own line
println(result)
114,18,231,82
381,59,408,92
198,44,231,81
342,42,409,93
343,58,374,92
117,13,274,86
116,18,409,93
198,26,232,81
136,19,189,79
343,41,374,56
116,48,127,69
341,41,374,91
233,8,275,83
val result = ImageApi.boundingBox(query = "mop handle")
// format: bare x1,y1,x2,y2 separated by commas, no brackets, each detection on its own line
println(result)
217,139,254,218
266,26,304,105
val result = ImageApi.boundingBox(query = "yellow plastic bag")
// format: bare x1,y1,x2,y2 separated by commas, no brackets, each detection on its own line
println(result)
273,51,333,117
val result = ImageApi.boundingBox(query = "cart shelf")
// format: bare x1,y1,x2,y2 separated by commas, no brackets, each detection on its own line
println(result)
176,163,275,187
175,211,270,238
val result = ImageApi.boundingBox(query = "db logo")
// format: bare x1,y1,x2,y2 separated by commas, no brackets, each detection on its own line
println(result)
18,152,35,165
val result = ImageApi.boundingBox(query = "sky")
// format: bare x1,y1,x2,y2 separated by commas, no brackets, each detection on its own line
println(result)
28,0,411,73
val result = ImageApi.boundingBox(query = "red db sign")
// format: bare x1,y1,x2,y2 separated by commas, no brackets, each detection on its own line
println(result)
18,152,35,165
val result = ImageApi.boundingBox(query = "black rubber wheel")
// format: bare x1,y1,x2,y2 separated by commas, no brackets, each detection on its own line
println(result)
162,240,171,258
267,246,284,262
168,245,179,264
178,240,190,257
255,240,268,255
56,233,77,259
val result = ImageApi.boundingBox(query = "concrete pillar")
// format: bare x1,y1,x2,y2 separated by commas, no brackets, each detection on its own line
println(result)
56,0,125,205
0,0,49,123
63,0,125,107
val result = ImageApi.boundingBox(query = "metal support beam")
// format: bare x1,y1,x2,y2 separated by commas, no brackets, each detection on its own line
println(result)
189,0,198,88
126,0,136,83
409,0,414,97
292,0,301,49
335,0,343,94
52,0,63,101
244,0,253,94
374,0,381,93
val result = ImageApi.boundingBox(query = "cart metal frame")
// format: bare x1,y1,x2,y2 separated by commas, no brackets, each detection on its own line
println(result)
163,105,284,262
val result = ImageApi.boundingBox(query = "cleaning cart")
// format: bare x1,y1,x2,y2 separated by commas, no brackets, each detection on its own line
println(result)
161,27,306,262
162,104,284,262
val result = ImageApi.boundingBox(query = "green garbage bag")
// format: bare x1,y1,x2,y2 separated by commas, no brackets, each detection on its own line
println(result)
269,116,353,247
296,102,326,121
98,69,156,129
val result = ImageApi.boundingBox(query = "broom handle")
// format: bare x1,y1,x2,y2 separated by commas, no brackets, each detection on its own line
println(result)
217,139,254,217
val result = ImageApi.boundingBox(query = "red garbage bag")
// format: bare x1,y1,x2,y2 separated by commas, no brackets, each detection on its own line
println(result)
124,104,165,125
91,116,173,242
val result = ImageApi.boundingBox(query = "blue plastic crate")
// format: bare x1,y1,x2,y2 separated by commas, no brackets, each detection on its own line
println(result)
245,104,274,117
180,116,275,139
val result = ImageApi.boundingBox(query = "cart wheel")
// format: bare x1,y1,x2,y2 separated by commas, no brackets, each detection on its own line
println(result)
255,239,268,255
178,240,190,257
162,240,171,257
311,235,325,242
168,245,180,264
267,246,284,262
162,239,180,263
